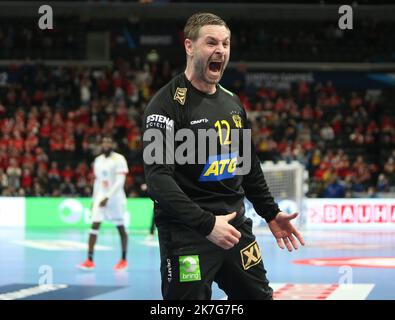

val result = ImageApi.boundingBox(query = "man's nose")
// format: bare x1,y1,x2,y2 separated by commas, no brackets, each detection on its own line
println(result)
215,44,226,55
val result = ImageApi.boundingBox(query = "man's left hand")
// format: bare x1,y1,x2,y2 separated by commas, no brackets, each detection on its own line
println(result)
268,211,305,252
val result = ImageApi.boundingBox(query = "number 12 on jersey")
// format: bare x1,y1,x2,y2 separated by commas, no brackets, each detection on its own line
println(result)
215,120,231,145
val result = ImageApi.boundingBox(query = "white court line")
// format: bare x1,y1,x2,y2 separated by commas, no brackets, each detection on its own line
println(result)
13,240,112,251
220,283,374,300
270,283,287,291
138,239,159,247
0,284,68,300
220,283,287,300
326,284,375,300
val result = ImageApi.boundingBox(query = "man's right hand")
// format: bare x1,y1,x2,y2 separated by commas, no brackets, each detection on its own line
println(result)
206,212,241,250
99,197,109,207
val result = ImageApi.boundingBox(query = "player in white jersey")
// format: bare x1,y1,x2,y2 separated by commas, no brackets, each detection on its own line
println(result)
78,135,129,271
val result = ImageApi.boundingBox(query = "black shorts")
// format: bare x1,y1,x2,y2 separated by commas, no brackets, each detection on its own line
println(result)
157,218,273,300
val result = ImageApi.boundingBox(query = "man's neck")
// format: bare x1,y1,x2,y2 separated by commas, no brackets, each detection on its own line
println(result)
184,68,216,95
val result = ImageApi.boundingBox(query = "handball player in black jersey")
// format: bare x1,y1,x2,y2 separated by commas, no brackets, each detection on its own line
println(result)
143,12,305,300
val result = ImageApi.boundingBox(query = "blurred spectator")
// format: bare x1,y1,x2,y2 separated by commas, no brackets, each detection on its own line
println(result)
376,174,389,192
322,175,346,198
383,157,395,191
366,186,377,198
32,181,44,197
21,168,33,192
0,168,8,193
320,123,335,141
60,176,77,196
6,158,21,192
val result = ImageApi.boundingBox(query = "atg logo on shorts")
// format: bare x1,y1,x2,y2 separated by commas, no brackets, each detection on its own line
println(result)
199,153,238,182
146,114,174,131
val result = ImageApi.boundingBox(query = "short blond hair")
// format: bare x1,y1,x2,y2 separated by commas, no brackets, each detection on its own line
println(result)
184,12,230,41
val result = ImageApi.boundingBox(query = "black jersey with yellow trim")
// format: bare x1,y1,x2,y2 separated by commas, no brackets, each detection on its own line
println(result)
143,73,280,236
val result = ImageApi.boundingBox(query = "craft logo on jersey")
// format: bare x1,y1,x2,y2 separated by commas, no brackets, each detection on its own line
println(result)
232,115,243,128
190,118,209,125
240,240,262,270
199,153,238,182
173,87,187,105
146,114,174,131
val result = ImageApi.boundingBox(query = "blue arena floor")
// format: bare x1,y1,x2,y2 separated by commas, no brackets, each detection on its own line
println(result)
0,227,394,300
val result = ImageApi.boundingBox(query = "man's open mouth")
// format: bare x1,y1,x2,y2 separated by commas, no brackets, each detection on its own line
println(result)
208,61,222,73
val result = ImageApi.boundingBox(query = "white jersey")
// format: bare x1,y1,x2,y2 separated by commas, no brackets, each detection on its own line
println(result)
93,152,128,201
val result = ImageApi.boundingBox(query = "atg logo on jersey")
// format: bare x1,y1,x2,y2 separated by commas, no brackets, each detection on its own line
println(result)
146,114,174,131
199,153,238,182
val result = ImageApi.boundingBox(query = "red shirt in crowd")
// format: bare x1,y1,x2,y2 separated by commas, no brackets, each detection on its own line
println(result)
301,105,314,120
49,136,64,152
238,93,252,111
25,134,39,152
21,171,33,189
0,151,8,169
298,81,310,98
21,153,36,169
40,120,51,138
62,166,74,181
10,136,24,152
98,77,110,94
64,137,76,152
332,119,342,134
48,166,61,179
0,135,9,149
32,90,45,105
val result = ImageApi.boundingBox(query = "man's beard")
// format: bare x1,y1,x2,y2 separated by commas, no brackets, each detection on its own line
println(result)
194,56,222,85
103,149,112,157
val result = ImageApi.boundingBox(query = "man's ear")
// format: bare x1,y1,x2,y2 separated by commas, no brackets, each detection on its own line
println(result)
184,38,194,57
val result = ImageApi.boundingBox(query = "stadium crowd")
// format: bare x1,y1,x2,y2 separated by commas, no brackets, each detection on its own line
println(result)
0,59,394,198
